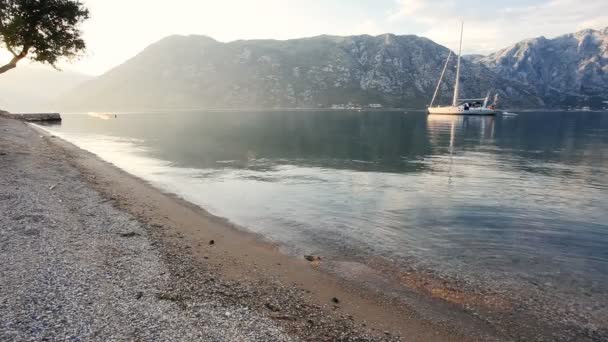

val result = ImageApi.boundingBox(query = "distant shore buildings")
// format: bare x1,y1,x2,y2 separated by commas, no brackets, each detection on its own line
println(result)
330,103,384,110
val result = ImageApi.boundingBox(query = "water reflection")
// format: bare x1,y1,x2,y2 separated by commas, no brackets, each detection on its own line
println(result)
40,110,608,297
427,114,497,151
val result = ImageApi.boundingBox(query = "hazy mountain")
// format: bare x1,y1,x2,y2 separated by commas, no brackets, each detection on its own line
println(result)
0,66,91,112
61,34,542,111
472,27,608,108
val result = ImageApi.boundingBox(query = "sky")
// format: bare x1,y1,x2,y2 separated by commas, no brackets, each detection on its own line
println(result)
2,0,607,75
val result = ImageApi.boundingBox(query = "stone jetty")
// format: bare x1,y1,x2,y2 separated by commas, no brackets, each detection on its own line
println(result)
0,110,61,121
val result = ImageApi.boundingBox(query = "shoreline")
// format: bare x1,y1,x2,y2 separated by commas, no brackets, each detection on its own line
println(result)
8,116,603,341
25,121,495,341
2,117,294,341
22,119,479,341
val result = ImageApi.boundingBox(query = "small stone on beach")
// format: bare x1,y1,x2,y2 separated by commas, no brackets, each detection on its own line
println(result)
265,302,281,312
304,255,321,262
119,232,140,238
272,314,297,321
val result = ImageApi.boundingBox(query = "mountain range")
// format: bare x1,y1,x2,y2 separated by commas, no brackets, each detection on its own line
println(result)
7,26,607,111
471,27,608,109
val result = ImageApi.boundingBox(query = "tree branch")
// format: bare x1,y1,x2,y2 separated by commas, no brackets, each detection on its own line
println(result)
0,47,28,74
0,56,20,74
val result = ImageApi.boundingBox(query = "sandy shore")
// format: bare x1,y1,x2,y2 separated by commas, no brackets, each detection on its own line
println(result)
3,116,600,341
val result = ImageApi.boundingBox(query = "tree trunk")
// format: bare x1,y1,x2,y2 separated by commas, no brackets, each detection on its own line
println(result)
0,54,26,75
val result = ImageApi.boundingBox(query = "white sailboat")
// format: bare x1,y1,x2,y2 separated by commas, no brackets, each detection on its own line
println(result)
428,23,497,115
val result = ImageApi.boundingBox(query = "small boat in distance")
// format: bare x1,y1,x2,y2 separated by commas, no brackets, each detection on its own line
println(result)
428,22,497,115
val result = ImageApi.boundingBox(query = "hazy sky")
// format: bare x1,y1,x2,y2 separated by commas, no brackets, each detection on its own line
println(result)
2,0,607,75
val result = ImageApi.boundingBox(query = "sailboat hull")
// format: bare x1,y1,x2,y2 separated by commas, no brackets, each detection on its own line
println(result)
427,106,496,115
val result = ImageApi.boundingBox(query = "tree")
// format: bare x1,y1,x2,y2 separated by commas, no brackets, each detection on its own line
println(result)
0,0,89,74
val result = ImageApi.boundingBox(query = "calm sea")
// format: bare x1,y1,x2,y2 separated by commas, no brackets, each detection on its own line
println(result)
40,110,608,313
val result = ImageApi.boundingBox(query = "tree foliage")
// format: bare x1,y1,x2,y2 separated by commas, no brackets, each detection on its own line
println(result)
0,0,89,74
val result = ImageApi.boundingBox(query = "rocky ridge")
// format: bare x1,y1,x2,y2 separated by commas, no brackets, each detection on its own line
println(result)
472,26,608,108
61,34,541,110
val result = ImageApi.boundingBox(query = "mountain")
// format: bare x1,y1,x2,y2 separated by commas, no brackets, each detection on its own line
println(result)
61,34,542,111
472,27,608,108
0,66,91,112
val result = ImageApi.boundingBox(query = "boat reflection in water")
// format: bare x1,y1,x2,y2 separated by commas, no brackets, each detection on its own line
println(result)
427,113,496,150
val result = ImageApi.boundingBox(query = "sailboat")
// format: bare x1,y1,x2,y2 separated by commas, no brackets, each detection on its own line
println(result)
427,23,497,115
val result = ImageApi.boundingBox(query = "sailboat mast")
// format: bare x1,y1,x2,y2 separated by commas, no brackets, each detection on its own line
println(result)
429,51,452,108
452,22,464,107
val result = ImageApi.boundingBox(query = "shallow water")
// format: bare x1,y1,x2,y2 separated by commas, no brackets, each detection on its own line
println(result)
41,110,608,302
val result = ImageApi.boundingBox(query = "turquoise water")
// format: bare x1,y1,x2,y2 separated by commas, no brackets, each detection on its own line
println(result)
41,110,608,314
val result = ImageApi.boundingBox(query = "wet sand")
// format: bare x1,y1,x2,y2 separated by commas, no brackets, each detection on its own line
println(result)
10,116,601,341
